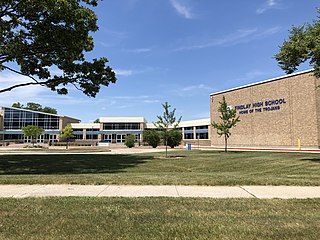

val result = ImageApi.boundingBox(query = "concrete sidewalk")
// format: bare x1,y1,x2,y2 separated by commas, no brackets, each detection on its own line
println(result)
0,185,320,199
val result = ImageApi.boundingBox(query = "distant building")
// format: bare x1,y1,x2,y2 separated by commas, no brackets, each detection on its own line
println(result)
210,69,320,148
0,106,80,143
71,117,211,146
71,117,145,143
146,118,211,146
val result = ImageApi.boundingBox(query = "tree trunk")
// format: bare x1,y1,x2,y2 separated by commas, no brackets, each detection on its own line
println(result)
224,135,227,152
66,141,69,149
165,138,168,158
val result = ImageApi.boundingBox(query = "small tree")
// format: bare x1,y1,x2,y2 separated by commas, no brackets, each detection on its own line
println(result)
144,130,161,148
154,102,182,158
21,125,44,147
167,129,182,148
93,118,100,123
125,135,135,148
59,125,75,149
212,96,240,152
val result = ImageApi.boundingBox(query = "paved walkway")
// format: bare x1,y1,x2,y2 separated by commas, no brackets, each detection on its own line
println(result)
1,185,320,199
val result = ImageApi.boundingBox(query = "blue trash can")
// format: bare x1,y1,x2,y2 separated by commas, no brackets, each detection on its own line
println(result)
187,143,191,151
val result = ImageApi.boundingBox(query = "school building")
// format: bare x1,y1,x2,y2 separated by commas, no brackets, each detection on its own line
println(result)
210,69,320,148
0,106,80,143
1,69,318,148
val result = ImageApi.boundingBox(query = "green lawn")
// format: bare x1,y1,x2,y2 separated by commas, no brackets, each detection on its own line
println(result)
0,150,319,185
0,197,319,240
1,147,110,153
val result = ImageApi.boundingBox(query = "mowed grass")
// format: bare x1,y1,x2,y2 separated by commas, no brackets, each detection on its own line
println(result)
0,150,319,185
0,197,319,240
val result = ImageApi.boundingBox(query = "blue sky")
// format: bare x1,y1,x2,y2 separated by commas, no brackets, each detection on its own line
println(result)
0,0,319,122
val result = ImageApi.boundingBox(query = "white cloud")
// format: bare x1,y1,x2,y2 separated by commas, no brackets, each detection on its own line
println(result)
174,26,281,51
173,84,214,97
126,48,152,53
141,99,160,104
114,67,156,77
181,84,214,92
235,70,266,82
170,0,193,19
0,73,48,106
97,41,113,48
256,0,282,14
114,69,133,77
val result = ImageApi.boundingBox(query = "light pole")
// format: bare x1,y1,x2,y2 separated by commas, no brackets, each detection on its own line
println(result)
197,134,200,149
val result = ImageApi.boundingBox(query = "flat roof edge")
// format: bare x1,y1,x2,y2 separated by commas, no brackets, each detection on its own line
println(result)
210,69,314,96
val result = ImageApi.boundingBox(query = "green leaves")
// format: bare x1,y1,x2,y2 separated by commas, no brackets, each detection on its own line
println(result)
155,102,182,130
11,102,57,114
275,9,320,78
144,130,161,148
0,0,116,97
21,125,44,146
212,96,240,151
60,125,75,149
154,102,182,157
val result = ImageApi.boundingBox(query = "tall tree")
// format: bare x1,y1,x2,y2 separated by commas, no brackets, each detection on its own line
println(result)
11,102,57,114
59,125,75,149
154,102,182,158
41,106,57,114
21,125,44,147
25,102,42,112
275,9,320,77
212,96,240,152
11,102,23,108
0,0,116,97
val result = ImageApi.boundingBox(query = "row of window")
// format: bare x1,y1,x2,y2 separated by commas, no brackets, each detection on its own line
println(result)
103,123,141,130
3,108,60,130
184,132,209,140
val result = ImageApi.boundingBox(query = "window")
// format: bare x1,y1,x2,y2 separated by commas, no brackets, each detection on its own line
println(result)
103,123,140,130
184,133,194,139
3,108,59,130
196,132,208,139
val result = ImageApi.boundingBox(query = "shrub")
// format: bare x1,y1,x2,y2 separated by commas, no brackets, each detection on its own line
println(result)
125,135,135,148
143,130,161,148
167,130,182,148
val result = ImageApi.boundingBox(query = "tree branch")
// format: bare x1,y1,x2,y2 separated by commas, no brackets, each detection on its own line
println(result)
70,82,83,92
0,81,49,93
2,65,41,84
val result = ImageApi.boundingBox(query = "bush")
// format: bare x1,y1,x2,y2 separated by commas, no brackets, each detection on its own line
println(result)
125,135,135,148
143,130,161,148
167,130,182,148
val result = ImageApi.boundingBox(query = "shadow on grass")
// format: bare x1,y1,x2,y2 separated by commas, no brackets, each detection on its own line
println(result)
300,158,320,163
0,154,152,175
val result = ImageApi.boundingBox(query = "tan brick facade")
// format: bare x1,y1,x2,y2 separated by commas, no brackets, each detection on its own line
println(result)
210,70,320,148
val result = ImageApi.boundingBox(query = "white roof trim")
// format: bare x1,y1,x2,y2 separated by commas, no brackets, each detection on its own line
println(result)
71,123,100,129
210,69,314,96
99,117,146,123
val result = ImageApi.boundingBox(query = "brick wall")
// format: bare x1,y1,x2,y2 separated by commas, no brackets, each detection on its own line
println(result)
210,72,320,148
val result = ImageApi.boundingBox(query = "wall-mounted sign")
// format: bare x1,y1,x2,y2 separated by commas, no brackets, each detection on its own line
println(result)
234,98,286,115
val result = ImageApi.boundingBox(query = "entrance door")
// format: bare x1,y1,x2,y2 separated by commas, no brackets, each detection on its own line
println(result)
112,134,117,143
